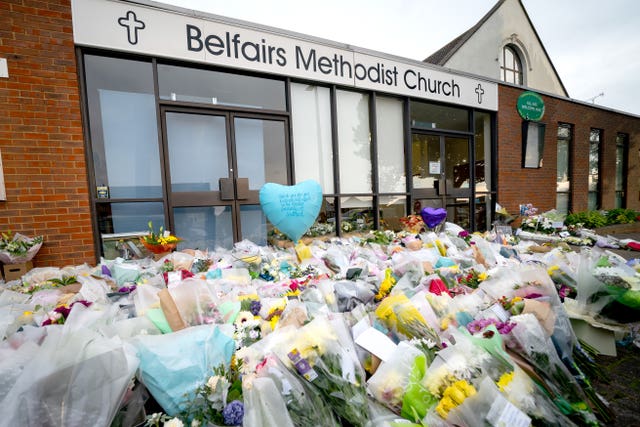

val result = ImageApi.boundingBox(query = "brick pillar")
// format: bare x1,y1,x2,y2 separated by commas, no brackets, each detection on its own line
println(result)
0,0,95,267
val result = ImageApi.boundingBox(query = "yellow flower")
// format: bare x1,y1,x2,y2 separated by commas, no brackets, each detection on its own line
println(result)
440,316,451,330
436,380,476,418
435,396,456,418
478,271,488,281
375,268,396,301
497,371,515,392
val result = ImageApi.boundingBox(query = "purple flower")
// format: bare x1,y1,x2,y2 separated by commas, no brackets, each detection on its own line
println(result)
496,321,516,335
466,318,495,334
524,293,543,299
222,400,244,426
249,300,261,316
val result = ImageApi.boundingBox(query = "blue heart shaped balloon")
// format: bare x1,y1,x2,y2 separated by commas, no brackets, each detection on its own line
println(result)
259,180,323,242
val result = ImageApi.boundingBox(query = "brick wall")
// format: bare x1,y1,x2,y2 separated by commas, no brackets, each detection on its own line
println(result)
0,0,95,267
497,85,640,216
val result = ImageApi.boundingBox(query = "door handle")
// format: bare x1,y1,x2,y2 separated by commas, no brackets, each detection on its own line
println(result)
236,178,249,200
219,178,234,200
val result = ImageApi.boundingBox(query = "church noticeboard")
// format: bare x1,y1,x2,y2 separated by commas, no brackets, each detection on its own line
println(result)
517,91,545,121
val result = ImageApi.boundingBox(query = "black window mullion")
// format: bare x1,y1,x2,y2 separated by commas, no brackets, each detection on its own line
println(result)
330,85,341,235
370,92,380,229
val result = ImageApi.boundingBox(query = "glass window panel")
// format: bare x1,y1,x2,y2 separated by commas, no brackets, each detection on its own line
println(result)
173,206,233,251
158,64,286,110
410,101,468,131
557,126,571,139
475,193,491,231
556,193,569,215
340,196,373,233
505,48,514,68
446,137,471,190
291,83,334,193
235,118,287,190
447,196,470,230
376,96,405,193
616,144,624,191
588,129,601,208
412,134,440,189
97,202,165,235
304,197,337,238
166,113,228,192
588,192,599,211
414,198,442,213
615,133,628,208
85,55,161,198
379,195,406,231
474,112,491,192
337,90,371,193
557,140,570,185
97,202,165,259
240,205,268,246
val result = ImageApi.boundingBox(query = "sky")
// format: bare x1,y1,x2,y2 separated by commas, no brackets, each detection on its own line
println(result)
159,0,640,116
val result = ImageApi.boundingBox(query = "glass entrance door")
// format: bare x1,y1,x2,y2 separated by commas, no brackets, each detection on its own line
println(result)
411,133,473,229
163,109,288,250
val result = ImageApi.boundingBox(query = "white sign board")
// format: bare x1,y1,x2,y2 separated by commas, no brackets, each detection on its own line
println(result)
71,0,497,110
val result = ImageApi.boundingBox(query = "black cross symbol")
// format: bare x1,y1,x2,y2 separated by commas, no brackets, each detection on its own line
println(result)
475,84,485,104
118,11,145,45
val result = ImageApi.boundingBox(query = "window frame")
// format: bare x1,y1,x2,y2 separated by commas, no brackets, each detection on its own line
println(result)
615,133,629,208
501,45,523,85
556,123,573,214
588,128,603,210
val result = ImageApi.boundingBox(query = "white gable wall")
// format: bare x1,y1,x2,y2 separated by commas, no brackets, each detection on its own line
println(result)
443,0,567,96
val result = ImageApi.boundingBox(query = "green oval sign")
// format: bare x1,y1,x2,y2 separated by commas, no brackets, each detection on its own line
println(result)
517,91,545,121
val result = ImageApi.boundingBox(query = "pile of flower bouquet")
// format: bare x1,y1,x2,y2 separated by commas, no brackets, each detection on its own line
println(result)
1,222,635,426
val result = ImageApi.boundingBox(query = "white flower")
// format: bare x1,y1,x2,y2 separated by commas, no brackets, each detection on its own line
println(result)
234,310,254,328
190,420,201,427
206,375,229,409
47,311,62,322
163,418,184,427
148,413,162,424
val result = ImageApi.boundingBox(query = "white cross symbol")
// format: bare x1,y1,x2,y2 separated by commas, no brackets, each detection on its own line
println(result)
475,84,485,104
118,11,145,45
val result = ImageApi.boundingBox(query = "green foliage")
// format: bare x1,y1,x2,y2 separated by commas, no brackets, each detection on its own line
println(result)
605,208,639,225
564,211,607,229
566,209,639,229
49,275,78,286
